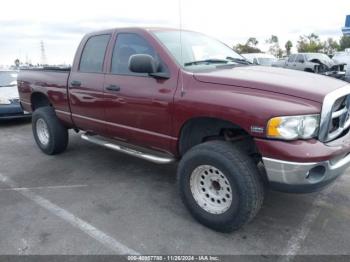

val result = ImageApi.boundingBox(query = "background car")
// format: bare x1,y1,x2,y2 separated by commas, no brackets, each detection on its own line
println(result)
272,57,288,67
333,51,350,82
274,53,346,80
0,70,31,119
241,53,277,66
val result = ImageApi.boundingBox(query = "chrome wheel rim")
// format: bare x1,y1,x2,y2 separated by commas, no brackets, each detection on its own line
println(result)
36,118,50,146
190,165,232,214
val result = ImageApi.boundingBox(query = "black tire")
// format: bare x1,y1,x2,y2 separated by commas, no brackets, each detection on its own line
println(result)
32,106,68,155
177,141,264,232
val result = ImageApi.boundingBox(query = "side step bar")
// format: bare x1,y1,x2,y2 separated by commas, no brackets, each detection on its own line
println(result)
81,133,175,164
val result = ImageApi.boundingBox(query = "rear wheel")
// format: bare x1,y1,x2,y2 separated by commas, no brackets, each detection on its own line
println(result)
32,106,68,155
177,141,264,232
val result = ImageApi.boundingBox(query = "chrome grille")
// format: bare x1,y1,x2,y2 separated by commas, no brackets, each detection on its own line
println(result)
319,85,350,142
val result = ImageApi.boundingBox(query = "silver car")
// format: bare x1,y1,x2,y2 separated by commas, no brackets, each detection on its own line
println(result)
241,53,277,66
0,70,31,119
333,51,350,82
276,53,346,80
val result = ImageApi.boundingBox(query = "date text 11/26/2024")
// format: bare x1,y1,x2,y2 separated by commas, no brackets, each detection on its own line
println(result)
127,255,220,261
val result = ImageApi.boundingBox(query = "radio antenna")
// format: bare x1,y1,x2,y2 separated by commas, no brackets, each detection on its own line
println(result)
178,0,185,96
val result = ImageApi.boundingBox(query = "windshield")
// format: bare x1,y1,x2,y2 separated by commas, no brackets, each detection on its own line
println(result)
0,71,18,87
258,58,276,66
153,31,245,69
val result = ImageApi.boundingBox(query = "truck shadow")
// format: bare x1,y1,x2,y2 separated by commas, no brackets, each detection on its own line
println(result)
0,118,31,127
65,132,328,231
4,129,348,254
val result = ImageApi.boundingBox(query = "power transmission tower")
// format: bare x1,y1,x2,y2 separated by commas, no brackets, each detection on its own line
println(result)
40,40,47,65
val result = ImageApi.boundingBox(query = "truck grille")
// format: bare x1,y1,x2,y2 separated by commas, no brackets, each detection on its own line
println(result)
319,85,350,142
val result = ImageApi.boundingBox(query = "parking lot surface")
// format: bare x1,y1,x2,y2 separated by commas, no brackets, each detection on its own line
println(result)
1,119,350,256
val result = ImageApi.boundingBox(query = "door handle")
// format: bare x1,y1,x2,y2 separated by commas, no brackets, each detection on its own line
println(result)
70,80,81,87
106,85,121,92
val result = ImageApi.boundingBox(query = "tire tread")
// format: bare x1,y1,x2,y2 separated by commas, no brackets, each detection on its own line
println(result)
177,140,264,232
32,106,68,155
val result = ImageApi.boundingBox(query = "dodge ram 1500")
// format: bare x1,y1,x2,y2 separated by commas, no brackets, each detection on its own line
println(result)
18,28,350,232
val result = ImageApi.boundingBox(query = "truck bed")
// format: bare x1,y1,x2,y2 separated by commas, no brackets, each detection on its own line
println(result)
17,67,72,125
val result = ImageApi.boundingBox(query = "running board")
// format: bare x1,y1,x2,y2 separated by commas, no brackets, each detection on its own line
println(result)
81,133,175,164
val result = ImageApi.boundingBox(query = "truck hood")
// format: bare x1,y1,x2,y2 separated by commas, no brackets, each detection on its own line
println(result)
193,66,347,103
0,85,19,99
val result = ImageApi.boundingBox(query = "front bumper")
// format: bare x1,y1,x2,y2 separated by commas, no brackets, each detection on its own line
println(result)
0,101,31,120
255,130,350,193
263,154,350,193
321,71,346,80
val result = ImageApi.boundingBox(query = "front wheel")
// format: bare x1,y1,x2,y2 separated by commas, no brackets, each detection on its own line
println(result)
32,106,68,155
177,141,264,232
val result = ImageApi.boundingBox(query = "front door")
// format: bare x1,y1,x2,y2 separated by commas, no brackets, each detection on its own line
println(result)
103,32,177,152
295,54,306,71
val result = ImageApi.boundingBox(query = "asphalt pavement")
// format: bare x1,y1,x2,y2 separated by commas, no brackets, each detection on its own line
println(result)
0,119,349,257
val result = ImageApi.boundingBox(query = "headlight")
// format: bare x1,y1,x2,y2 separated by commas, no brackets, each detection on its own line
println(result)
0,97,11,105
266,114,320,140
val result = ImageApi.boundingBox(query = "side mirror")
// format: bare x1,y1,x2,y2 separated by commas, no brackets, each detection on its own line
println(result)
128,54,157,74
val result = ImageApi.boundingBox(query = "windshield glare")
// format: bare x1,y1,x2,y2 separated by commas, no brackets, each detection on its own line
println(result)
153,31,244,68
0,71,17,87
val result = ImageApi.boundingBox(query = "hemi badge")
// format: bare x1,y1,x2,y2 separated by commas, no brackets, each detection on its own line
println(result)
251,126,264,133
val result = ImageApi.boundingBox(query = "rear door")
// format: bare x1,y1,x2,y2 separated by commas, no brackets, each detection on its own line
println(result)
286,54,297,69
68,34,111,135
103,32,178,151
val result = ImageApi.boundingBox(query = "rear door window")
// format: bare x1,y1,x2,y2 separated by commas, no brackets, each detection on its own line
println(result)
288,54,296,63
79,34,111,73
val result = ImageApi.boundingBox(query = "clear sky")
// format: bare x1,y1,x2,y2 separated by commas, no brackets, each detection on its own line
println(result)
0,0,349,66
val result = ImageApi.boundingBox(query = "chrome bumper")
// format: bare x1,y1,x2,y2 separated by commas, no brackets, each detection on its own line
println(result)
262,154,350,191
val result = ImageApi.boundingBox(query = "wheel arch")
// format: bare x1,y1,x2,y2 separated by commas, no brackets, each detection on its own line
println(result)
31,92,52,111
177,116,254,156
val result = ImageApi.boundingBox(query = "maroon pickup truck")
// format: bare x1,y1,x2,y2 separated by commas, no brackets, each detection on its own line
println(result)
18,27,350,232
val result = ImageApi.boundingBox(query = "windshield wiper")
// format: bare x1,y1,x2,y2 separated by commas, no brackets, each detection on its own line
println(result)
226,57,252,65
184,59,229,66
0,84,16,87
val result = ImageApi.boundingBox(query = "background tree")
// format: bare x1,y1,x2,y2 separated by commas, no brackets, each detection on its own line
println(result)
14,59,20,68
285,40,293,56
233,37,261,54
266,35,283,58
297,33,323,53
322,38,340,55
340,36,350,50
246,37,259,47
